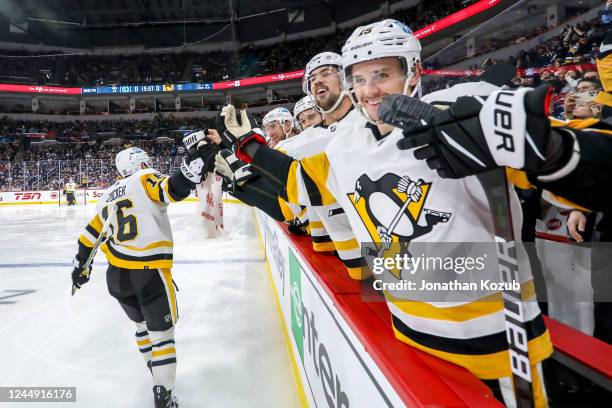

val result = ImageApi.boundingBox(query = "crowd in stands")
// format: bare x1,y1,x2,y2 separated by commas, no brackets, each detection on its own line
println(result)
424,4,609,120
0,140,183,192
0,115,213,144
0,0,473,86
1,0,609,192
0,115,212,191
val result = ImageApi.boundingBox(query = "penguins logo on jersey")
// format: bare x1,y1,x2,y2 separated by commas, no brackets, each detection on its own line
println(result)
347,173,451,245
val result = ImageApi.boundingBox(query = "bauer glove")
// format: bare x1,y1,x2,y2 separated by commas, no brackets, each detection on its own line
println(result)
180,141,220,184
393,86,575,179
182,129,210,150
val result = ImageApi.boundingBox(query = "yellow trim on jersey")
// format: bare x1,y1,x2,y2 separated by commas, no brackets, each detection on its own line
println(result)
137,339,151,346
100,243,173,269
286,161,300,204
594,91,612,107
333,238,359,251
313,241,336,252
506,168,590,211
139,172,169,203
300,153,336,206
309,220,325,229
122,240,174,251
506,116,612,212
152,347,176,358
506,168,533,190
89,214,103,233
160,268,178,324
392,326,553,382
347,267,370,280
78,235,94,248
278,198,297,222
387,280,537,322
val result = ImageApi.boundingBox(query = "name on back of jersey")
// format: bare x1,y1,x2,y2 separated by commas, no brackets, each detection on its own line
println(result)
106,186,127,202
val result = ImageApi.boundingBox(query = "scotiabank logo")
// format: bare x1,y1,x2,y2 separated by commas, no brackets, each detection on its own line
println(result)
51,192,58,199
14,192,42,200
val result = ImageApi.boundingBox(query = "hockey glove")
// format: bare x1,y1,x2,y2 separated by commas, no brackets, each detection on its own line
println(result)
220,104,266,163
214,149,256,188
182,129,210,150
71,256,91,289
182,140,222,184
394,86,575,179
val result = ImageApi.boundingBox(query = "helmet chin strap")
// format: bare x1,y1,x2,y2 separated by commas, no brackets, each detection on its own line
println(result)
282,121,292,138
314,90,349,115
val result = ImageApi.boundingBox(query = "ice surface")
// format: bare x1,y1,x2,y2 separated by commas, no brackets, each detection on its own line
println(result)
0,203,300,408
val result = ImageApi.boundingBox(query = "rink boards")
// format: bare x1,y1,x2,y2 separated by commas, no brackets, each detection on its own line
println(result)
254,210,500,408
255,210,406,408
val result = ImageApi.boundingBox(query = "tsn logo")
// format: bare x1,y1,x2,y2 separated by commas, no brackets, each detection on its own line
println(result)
14,192,41,200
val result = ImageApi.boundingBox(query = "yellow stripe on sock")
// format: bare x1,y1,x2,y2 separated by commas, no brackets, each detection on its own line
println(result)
152,347,176,358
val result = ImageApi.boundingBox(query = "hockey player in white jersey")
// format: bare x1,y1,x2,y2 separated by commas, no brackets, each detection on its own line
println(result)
262,107,296,148
64,179,78,205
71,143,217,408
221,20,553,407
216,52,367,278
293,95,322,130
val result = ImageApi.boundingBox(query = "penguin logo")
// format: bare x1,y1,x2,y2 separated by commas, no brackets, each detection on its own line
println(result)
347,173,451,245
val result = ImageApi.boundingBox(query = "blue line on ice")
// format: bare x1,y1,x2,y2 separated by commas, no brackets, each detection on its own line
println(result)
0,259,265,268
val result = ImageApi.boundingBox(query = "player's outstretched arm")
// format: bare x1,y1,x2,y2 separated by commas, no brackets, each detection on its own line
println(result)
214,148,287,221
220,104,334,208
142,142,219,203
389,87,612,211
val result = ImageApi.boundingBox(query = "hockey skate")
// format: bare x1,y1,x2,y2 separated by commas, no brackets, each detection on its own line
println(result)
153,385,178,408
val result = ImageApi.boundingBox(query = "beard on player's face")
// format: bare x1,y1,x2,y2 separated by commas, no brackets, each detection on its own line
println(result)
315,86,341,111
312,69,342,111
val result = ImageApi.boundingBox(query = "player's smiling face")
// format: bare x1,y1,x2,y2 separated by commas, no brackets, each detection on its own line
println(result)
309,66,343,111
264,121,288,147
351,57,406,122
298,109,322,130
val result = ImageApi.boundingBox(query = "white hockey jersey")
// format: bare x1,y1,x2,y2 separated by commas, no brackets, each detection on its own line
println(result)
277,109,366,278
271,114,552,380
79,168,175,269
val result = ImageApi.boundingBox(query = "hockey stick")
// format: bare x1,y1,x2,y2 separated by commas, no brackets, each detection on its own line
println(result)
379,94,535,408
71,203,117,296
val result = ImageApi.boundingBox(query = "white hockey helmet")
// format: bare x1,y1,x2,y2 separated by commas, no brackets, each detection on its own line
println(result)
293,96,316,119
341,19,422,122
302,52,348,114
262,107,294,137
115,147,151,177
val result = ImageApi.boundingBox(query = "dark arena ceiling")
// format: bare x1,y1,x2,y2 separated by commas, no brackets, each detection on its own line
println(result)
0,0,389,49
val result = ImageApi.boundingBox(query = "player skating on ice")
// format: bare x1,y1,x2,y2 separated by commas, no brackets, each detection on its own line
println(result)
64,179,78,206
70,143,217,408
